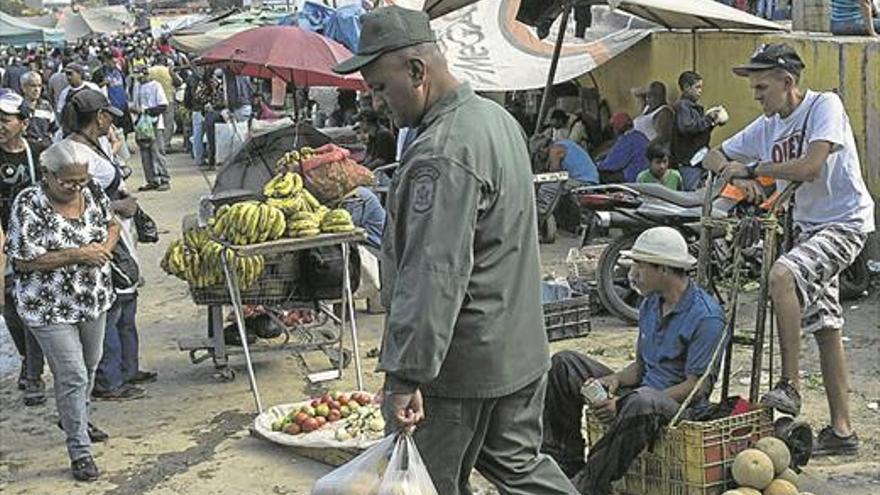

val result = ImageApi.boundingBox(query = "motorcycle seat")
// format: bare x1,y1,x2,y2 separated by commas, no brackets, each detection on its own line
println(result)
625,183,710,208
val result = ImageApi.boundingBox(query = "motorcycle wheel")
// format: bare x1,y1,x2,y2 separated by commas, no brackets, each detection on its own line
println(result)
840,250,870,301
540,215,557,244
596,233,641,323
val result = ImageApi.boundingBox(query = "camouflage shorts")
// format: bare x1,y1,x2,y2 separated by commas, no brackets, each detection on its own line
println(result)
776,224,867,333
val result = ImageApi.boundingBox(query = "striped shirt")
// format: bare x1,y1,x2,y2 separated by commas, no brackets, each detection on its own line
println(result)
831,0,864,23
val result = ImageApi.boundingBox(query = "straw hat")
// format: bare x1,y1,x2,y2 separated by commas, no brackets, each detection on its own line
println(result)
621,227,696,269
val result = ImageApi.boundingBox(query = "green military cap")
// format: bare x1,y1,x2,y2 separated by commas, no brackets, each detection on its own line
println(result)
333,5,436,75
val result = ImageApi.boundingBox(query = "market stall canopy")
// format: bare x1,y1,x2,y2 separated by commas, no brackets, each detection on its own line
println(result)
0,11,64,46
397,0,786,30
198,26,365,90
57,6,135,41
169,9,290,55
405,0,657,91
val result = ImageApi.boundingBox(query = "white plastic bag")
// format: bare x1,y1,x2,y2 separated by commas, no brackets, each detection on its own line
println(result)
312,433,438,495
377,434,438,495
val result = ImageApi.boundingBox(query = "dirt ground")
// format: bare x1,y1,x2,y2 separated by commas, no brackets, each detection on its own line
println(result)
0,145,877,495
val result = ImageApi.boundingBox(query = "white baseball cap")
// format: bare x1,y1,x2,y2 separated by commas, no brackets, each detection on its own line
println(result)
621,226,697,269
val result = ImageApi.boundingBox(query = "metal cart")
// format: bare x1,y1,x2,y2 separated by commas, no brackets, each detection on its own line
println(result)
178,230,368,413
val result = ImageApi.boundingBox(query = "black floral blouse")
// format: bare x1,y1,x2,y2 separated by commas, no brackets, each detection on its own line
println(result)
5,183,115,327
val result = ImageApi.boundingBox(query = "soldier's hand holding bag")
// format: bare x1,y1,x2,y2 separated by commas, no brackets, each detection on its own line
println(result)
311,433,437,495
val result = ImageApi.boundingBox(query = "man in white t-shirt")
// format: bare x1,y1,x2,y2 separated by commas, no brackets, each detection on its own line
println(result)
705,44,875,457
132,66,171,192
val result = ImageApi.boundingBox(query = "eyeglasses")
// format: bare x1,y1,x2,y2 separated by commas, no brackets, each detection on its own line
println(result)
50,171,92,190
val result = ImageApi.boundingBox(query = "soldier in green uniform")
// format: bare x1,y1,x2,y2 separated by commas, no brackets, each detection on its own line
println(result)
334,6,577,495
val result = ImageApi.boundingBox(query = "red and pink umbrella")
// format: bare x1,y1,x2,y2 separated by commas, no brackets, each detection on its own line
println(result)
198,25,365,91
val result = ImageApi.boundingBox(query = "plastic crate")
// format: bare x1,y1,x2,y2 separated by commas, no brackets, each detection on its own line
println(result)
583,405,773,495
189,251,300,306
544,294,592,342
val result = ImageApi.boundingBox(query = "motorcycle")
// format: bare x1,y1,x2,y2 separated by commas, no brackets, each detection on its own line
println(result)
577,180,870,322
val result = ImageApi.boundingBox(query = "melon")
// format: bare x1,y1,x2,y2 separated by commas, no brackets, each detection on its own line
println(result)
721,491,745,495
777,468,799,487
738,488,762,495
756,437,792,475
732,449,775,490
763,479,798,495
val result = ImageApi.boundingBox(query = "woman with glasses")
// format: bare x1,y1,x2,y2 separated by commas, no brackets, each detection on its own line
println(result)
4,139,119,482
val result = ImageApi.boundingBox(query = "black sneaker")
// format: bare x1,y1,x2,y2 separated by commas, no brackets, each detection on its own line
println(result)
126,370,158,384
92,384,145,401
156,182,171,191
23,378,46,407
71,455,99,482
761,379,802,416
813,426,859,456
56,420,110,443
138,182,159,192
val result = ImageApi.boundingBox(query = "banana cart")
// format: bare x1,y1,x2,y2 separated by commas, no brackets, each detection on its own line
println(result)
178,230,367,414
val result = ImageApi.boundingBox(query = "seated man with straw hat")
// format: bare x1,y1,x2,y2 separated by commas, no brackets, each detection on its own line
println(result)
541,227,726,495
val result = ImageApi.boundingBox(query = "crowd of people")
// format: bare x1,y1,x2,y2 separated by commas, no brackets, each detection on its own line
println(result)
1,3,876,491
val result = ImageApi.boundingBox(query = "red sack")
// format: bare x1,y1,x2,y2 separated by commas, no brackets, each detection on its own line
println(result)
297,144,375,204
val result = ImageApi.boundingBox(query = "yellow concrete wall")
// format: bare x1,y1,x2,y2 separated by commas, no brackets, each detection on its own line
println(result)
583,31,880,196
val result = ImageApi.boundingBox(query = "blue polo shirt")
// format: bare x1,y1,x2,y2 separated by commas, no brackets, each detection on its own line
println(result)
555,139,599,184
636,281,725,394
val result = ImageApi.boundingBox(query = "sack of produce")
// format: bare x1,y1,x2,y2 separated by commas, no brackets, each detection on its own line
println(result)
312,432,438,495
296,144,375,204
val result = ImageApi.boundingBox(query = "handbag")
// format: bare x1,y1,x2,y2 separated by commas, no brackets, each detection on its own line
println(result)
85,181,141,290
134,113,156,143
134,207,159,243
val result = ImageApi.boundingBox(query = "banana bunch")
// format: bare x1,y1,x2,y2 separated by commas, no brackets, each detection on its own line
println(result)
320,208,355,234
263,171,303,198
211,201,286,245
161,237,266,290
183,227,211,251
161,239,189,279
287,211,321,238
272,147,315,173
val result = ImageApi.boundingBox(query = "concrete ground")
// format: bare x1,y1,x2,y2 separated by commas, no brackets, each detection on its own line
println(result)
0,144,877,494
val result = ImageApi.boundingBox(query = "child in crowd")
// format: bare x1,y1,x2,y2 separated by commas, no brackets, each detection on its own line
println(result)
637,143,682,190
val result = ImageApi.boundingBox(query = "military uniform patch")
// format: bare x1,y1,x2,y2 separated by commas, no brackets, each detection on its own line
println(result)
409,165,439,213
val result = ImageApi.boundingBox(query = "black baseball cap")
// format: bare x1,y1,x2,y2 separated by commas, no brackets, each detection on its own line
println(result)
333,6,436,75
732,43,805,77
69,89,123,117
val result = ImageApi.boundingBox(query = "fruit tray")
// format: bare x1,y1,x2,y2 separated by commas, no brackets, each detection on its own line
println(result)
583,405,773,495
254,393,384,450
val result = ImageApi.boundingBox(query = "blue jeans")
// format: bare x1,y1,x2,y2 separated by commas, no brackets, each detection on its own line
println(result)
4,289,45,380
94,296,139,393
204,110,221,166
191,110,205,165
29,313,107,461
679,165,704,191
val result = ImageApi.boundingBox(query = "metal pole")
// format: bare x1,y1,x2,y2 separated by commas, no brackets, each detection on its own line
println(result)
222,249,264,413
533,3,572,137
342,243,365,391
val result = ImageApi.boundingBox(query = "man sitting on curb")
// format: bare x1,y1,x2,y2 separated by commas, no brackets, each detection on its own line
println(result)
541,227,725,495
706,43,875,456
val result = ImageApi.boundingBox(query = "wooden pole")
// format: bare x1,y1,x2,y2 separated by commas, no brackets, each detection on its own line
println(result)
533,2,571,137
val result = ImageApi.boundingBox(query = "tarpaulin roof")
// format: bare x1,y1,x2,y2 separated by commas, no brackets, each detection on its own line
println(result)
416,0,657,91
398,0,786,30
169,9,291,54
0,11,64,46
57,6,135,41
